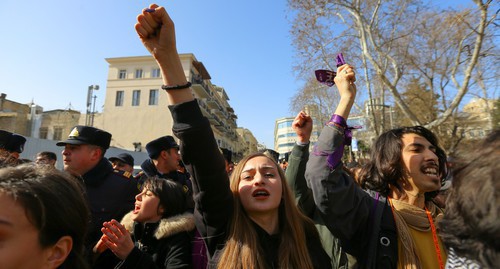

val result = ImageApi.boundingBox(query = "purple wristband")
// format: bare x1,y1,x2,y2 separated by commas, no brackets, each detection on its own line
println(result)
317,114,362,169
328,114,347,128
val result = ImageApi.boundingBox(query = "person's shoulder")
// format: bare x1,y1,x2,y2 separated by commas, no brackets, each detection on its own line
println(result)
134,170,146,180
112,169,134,180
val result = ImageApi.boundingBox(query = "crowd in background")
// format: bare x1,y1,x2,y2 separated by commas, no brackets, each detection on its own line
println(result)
0,3,498,269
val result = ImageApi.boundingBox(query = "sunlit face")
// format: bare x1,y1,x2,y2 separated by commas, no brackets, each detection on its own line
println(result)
132,187,162,223
238,156,282,217
61,144,98,176
0,193,52,269
401,133,441,195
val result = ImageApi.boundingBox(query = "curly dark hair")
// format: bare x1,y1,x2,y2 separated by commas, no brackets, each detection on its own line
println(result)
359,126,447,198
438,130,499,268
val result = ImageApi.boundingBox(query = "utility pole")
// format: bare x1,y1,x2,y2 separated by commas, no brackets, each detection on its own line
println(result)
86,85,99,126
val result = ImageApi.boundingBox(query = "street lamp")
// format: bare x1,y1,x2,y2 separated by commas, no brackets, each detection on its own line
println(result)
86,85,99,126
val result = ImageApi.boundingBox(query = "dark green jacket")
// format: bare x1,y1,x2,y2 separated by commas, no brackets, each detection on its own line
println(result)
285,143,352,269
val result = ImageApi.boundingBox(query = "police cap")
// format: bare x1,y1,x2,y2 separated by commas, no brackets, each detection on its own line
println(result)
146,135,179,159
109,153,134,167
56,125,111,149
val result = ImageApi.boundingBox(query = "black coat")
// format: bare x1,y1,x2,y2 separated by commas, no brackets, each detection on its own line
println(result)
81,158,139,253
116,211,195,269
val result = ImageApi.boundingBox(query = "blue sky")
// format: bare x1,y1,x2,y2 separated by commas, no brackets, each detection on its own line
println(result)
0,0,476,148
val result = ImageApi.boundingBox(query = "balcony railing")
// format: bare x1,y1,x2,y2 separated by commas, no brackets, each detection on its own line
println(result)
191,78,211,98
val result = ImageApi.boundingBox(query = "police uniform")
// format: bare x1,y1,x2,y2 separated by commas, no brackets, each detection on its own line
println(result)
136,136,194,210
109,153,135,171
57,126,139,267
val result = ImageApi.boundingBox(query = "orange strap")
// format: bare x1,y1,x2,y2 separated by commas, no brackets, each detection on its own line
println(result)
425,206,445,269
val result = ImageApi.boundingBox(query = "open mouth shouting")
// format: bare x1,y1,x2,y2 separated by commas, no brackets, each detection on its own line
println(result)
252,188,270,200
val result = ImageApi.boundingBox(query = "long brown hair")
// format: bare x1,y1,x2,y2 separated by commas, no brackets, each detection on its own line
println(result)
359,126,447,199
217,153,318,269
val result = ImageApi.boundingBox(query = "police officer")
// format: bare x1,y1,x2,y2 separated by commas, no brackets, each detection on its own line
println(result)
137,135,193,207
57,125,138,267
109,152,135,176
0,130,26,167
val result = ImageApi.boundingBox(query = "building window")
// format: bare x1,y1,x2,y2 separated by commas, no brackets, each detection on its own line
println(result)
39,127,48,139
118,69,127,79
278,142,296,148
115,91,124,106
132,90,141,106
152,68,161,78
135,69,143,78
278,133,297,139
53,127,63,141
149,89,159,105
278,121,293,129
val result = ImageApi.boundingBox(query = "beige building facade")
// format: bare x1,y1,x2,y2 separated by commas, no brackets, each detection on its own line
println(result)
1,54,258,161
38,109,81,141
236,127,259,159
459,97,496,139
0,93,31,136
97,54,248,157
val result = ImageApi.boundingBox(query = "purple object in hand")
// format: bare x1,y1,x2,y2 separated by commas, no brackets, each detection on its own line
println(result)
336,53,346,67
314,53,346,87
145,8,155,12
315,70,336,87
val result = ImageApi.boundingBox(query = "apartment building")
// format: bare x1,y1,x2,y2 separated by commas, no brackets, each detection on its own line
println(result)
100,54,245,157
274,104,322,159
236,127,259,158
459,97,496,139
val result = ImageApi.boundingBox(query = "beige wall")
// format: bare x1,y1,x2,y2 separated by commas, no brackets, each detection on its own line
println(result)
237,128,258,157
0,94,30,136
40,110,81,140
100,54,245,154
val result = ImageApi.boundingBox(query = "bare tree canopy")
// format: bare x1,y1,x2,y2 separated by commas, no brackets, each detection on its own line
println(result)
287,0,498,137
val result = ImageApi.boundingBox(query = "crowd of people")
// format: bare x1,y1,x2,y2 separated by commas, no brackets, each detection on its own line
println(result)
0,3,497,269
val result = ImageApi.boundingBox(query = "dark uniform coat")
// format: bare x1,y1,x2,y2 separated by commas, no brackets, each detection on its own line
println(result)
116,211,195,269
82,157,139,267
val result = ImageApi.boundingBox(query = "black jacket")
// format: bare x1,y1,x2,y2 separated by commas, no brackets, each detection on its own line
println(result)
116,211,195,269
170,100,331,269
80,158,139,268
82,158,139,248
